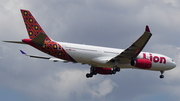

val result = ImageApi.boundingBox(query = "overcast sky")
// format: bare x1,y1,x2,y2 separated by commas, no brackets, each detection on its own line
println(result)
1,0,180,101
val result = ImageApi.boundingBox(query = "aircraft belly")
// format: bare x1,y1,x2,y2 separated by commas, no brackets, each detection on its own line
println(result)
65,49,98,64
66,49,133,68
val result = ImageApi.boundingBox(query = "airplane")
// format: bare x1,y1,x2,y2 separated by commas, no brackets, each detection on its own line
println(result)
3,9,176,79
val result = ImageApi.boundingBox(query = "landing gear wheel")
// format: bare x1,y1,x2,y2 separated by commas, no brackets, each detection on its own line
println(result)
159,71,164,79
86,73,90,78
115,67,120,72
86,66,96,78
160,75,164,79
93,72,97,75
86,73,93,78
111,66,120,74
111,70,116,74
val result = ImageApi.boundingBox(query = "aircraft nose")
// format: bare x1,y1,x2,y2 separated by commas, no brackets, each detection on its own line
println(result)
170,61,176,69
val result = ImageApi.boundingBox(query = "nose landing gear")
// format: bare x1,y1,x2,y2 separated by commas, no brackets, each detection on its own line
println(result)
159,71,164,79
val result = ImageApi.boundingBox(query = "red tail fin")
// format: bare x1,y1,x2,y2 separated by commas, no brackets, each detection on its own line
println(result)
20,9,51,41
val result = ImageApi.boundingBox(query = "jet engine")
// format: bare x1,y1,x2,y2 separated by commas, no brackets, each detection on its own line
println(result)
86,67,113,78
130,59,152,69
94,67,112,75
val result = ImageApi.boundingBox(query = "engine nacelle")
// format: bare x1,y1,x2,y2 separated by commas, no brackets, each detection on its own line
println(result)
94,67,112,75
130,59,152,69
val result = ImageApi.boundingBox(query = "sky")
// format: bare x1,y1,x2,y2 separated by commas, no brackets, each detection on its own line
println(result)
0,0,180,101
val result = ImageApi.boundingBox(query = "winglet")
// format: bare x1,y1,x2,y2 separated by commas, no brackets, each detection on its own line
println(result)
145,25,150,32
20,50,26,55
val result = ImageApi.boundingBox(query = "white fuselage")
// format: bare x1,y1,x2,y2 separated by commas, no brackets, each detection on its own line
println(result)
58,42,176,71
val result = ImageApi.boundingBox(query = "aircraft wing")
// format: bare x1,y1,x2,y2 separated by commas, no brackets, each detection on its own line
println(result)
109,26,152,64
20,50,68,62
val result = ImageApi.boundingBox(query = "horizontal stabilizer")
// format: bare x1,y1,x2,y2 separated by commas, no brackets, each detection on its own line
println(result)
3,41,25,44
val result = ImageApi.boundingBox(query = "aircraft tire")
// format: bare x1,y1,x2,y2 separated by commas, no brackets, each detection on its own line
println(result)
160,75,164,79
116,67,120,72
112,70,116,74
86,73,93,78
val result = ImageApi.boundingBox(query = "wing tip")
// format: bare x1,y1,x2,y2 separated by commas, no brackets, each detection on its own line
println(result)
145,25,150,32
20,50,26,55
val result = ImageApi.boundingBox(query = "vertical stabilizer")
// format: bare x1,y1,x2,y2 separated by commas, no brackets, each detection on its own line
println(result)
20,9,51,41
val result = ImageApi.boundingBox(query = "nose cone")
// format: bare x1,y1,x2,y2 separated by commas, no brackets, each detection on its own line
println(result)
169,60,176,70
163,57,176,70
171,62,176,69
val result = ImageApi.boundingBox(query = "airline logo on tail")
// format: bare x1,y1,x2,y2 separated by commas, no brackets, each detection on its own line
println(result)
21,9,76,62
21,10,51,41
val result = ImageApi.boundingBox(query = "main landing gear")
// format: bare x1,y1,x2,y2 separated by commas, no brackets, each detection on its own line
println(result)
159,71,164,79
110,66,120,74
86,66,97,78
